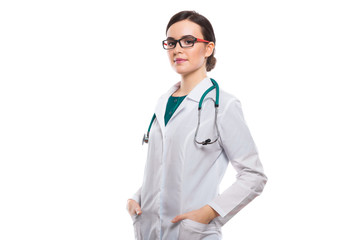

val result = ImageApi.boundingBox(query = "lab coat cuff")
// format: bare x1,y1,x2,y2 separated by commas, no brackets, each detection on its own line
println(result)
208,201,226,218
130,193,140,204
130,187,142,205
130,194,141,204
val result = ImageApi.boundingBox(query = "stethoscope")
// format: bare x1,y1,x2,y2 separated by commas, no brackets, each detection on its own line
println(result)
142,78,220,146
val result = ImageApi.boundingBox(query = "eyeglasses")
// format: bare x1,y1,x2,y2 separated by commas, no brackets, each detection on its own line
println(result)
162,36,210,50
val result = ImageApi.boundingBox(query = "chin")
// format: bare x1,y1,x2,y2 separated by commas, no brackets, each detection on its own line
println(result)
173,67,188,75
173,65,194,75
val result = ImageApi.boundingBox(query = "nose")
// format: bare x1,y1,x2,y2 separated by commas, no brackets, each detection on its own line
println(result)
173,41,183,54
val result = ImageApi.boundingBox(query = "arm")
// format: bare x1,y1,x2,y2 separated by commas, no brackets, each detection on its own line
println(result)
208,99,267,225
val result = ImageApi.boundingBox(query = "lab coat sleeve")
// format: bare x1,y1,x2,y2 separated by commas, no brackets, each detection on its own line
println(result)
130,187,142,205
208,99,267,225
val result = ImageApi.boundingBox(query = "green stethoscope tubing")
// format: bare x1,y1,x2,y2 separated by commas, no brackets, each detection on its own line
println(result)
142,78,220,146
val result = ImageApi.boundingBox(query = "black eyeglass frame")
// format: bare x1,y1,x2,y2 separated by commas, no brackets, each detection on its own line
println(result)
162,36,210,50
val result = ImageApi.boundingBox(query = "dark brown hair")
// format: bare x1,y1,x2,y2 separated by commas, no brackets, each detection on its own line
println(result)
166,11,217,72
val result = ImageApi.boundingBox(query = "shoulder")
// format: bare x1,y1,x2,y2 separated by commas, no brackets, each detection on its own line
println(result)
218,88,242,114
217,88,247,127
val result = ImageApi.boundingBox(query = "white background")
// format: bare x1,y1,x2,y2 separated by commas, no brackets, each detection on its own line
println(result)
1,0,359,239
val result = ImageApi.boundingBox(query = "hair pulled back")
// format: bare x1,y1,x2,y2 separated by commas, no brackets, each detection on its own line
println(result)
166,11,217,72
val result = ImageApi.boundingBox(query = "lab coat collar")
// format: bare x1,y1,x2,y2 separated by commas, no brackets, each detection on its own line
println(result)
165,77,214,102
153,84,179,135
186,77,214,103
154,77,214,135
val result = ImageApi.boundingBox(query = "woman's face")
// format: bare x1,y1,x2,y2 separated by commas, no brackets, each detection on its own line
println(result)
165,20,214,76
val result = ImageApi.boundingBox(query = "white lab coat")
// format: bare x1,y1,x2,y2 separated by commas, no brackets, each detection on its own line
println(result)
131,77,267,240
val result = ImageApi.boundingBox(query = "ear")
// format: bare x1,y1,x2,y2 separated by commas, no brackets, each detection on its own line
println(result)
205,42,215,58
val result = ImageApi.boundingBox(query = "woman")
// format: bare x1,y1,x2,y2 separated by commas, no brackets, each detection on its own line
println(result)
127,10,267,240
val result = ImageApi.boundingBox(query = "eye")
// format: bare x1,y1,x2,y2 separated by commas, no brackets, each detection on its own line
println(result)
181,37,195,46
167,41,176,46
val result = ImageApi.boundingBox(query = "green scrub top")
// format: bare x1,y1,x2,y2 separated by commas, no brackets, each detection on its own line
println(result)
164,95,187,126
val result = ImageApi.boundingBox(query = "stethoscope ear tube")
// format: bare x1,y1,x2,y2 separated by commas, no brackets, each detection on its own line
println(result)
210,78,219,107
194,106,220,145
194,78,220,145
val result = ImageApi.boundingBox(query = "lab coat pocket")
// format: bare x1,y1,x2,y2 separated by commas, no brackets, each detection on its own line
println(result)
131,214,142,240
178,219,222,240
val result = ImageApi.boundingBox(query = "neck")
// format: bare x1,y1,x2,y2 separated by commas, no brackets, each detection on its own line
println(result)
173,67,207,97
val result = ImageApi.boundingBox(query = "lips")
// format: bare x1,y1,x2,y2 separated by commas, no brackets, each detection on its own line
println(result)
174,58,187,64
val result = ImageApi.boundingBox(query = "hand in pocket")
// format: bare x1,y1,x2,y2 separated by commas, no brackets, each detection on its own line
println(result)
126,199,142,217
171,204,219,224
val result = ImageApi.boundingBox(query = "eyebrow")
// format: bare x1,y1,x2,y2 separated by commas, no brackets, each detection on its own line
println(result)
166,35,195,40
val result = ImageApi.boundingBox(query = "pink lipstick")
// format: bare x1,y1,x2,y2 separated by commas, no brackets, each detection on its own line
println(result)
175,58,187,64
